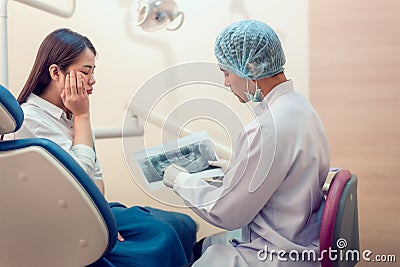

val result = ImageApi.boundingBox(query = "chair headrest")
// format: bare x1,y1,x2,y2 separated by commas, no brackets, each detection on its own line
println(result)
0,84,24,135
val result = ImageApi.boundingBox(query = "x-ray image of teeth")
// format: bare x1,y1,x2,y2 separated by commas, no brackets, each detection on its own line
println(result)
165,139,217,173
134,131,224,189
146,139,218,179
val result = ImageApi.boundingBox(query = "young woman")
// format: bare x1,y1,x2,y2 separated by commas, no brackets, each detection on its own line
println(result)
4,28,196,267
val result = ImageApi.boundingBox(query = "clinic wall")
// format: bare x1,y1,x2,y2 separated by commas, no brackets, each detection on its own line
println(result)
6,0,308,238
309,0,400,265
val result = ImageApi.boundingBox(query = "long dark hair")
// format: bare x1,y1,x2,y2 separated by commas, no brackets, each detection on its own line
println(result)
17,28,96,104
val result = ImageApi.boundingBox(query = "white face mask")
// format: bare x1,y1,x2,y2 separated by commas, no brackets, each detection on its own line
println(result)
244,80,263,102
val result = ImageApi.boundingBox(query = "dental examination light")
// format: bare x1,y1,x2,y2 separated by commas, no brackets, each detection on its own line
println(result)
134,0,184,32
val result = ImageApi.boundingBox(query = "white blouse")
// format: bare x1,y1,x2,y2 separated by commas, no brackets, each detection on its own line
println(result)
4,94,102,181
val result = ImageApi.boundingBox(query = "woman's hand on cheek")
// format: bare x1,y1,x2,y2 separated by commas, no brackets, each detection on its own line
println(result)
61,71,90,117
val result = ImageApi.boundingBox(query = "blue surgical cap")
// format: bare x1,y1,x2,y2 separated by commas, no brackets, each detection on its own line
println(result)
214,20,286,80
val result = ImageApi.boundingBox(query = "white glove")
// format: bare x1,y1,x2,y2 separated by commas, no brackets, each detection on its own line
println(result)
208,159,230,173
163,164,189,188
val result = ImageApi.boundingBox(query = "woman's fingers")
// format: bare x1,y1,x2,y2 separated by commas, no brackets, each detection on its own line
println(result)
76,72,85,95
62,70,90,116
60,88,66,102
70,71,77,96
64,74,71,97
80,73,88,95
66,71,87,97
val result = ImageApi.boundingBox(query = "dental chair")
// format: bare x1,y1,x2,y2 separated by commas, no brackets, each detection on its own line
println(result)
320,169,360,267
0,84,118,266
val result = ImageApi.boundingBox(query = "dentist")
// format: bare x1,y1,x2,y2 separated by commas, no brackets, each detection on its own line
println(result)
163,20,330,266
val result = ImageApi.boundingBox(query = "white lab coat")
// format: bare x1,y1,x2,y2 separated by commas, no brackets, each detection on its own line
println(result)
172,80,330,266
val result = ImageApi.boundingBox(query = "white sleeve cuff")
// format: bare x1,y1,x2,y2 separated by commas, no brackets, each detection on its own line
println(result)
94,176,103,180
173,172,209,192
70,144,96,179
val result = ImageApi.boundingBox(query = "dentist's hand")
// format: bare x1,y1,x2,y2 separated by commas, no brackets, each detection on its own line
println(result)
163,164,189,188
208,159,230,173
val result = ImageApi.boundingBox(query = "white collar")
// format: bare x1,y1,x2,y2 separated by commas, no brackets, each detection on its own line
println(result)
251,80,295,115
264,79,294,105
25,94,66,120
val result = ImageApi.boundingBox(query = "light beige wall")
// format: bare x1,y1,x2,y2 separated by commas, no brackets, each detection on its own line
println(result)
6,0,309,239
309,0,400,265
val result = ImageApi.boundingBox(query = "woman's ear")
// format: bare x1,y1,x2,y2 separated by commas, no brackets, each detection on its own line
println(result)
49,64,61,80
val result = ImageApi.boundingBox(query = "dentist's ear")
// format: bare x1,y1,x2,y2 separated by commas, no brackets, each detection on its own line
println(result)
49,64,61,80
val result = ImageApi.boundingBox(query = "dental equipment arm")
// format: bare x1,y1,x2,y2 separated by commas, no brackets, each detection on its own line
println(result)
1,0,76,87
13,0,76,18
